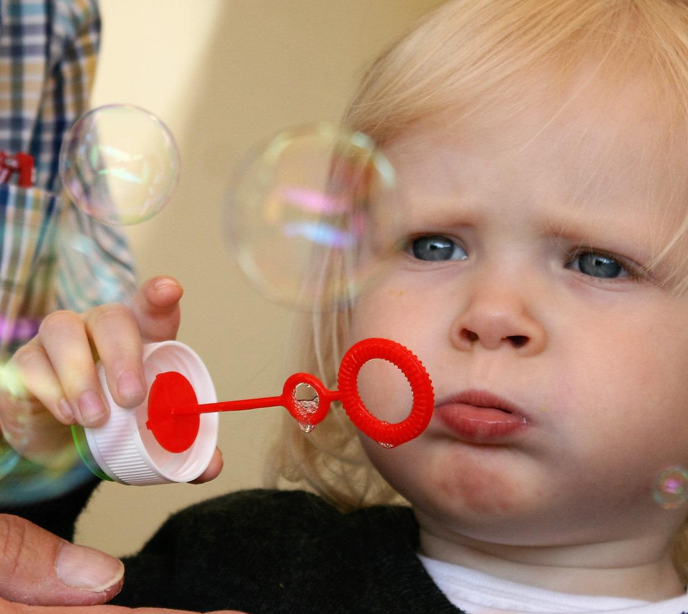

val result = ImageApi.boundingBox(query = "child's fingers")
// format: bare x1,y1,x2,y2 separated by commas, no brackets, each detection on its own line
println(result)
83,303,146,410
4,341,75,425
130,276,183,343
190,447,224,484
37,310,109,428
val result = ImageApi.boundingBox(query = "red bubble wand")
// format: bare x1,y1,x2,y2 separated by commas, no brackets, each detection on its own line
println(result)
146,338,434,453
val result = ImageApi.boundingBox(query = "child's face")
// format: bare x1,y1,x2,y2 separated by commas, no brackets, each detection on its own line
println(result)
349,77,688,550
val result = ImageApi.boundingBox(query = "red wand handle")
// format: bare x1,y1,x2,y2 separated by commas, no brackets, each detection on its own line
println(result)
146,338,434,453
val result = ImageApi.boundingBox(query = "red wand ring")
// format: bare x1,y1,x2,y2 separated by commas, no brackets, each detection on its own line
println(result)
146,338,434,453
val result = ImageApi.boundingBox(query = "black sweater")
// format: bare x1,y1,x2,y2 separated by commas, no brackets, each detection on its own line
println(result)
10,484,461,613
113,488,462,613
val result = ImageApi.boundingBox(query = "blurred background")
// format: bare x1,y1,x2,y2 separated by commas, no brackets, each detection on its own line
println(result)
76,0,442,557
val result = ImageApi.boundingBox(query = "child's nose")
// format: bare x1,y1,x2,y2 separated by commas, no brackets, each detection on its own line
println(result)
448,284,547,356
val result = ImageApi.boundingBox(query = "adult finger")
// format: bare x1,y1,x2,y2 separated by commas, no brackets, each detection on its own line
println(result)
0,602,247,613
130,276,183,343
0,516,247,612
0,514,122,606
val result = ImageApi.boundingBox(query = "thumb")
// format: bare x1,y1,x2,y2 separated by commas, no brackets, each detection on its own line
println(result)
131,276,183,343
0,514,123,605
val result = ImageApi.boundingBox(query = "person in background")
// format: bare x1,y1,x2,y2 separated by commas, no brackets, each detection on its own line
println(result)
0,0,136,512
0,2,192,611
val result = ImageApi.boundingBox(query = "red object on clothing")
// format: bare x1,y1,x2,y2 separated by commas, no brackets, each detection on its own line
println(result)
0,151,34,187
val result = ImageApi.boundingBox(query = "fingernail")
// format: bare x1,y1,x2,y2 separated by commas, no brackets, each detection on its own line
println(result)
154,277,178,290
56,542,124,592
58,398,74,422
77,390,107,425
117,370,146,404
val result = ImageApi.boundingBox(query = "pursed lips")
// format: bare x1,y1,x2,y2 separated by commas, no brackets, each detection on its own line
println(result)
434,389,529,442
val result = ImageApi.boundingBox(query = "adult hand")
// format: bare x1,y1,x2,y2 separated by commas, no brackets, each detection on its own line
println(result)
0,276,222,481
0,514,244,612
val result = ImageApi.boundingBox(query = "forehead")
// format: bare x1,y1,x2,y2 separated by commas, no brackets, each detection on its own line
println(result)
384,69,688,237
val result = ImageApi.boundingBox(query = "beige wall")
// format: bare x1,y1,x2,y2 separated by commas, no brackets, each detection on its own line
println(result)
76,0,441,557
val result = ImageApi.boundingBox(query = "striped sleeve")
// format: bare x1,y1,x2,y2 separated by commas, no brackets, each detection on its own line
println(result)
0,0,137,357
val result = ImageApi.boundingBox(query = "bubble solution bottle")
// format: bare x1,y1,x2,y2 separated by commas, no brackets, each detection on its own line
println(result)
71,337,434,486
71,341,219,485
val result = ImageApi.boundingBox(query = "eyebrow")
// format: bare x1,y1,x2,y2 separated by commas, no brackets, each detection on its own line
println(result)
406,201,658,263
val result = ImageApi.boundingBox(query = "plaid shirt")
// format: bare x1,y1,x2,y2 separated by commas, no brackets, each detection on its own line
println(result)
0,0,137,361
0,0,137,504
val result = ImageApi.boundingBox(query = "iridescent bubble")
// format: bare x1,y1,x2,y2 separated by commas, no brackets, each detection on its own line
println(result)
59,104,180,226
653,466,688,509
0,456,93,505
58,228,135,305
225,123,401,309
0,373,93,504
0,441,20,481
0,361,25,397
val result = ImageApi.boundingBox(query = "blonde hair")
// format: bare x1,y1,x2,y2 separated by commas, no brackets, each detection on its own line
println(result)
269,0,688,571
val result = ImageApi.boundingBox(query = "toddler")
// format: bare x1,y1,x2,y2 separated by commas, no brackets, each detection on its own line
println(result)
7,0,688,612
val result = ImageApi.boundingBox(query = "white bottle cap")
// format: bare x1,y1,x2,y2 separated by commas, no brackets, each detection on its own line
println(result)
83,341,219,485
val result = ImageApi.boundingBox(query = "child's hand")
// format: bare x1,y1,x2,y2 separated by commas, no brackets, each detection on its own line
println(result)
0,276,222,482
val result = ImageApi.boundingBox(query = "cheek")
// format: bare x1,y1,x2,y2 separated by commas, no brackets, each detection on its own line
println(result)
350,292,399,341
558,308,688,465
604,326,686,410
349,275,444,340
363,439,541,518
349,289,446,424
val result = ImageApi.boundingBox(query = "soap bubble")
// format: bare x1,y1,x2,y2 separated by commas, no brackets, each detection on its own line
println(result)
0,218,92,502
225,123,401,309
653,466,688,509
0,105,179,502
59,104,180,226
0,444,93,505
0,393,92,508
59,228,135,306
0,441,19,481
0,371,94,504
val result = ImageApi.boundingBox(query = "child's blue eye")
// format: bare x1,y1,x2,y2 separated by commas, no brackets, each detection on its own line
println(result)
568,251,628,279
409,235,468,262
